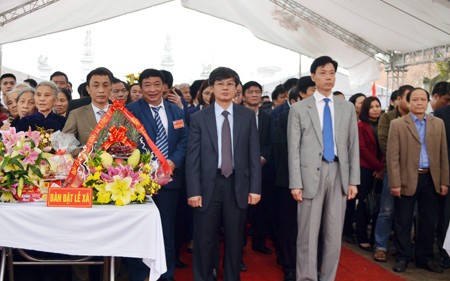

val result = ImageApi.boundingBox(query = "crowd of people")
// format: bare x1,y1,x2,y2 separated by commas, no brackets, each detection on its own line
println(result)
1,54,450,281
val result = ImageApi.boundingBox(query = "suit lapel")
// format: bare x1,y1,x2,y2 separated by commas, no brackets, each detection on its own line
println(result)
406,114,421,143
139,100,158,137
85,105,97,129
333,98,343,146
233,104,242,150
306,97,323,147
205,106,218,153
164,101,175,145
425,114,433,148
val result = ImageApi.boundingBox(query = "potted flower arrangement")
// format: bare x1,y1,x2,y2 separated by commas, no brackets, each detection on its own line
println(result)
0,128,51,202
67,101,171,206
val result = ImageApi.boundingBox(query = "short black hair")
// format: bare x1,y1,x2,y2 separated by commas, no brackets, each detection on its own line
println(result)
0,73,16,82
390,90,398,102
397,85,414,98
58,87,72,102
283,78,298,92
297,76,315,94
112,77,129,90
289,86,300,102
50,71,68,82
271,84,285,101
359,96,381,123
86,67,113,85
432,81,449,97
208,67,240,87
139,69,164,86
242,81,262,96
23,78,37,88
190,79,204,100
77,82,89,98
160,70,174,88
310,56,338,73
349,93,366,105
406,87,430,102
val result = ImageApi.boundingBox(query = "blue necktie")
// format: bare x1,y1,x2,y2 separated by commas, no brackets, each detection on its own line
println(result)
151,106,169,158
323,98,334,162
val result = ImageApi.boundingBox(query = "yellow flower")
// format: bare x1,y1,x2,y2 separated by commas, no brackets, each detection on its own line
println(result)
105,176,133,206
95,183,112,204
0,192,16,202
87,171,101,182
139,173,151,186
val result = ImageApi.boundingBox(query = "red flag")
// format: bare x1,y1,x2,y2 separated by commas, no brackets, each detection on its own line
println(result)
371,82,376,96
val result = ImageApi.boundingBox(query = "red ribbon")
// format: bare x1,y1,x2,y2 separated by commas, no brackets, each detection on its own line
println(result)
101,125,137,151
66,100,171,186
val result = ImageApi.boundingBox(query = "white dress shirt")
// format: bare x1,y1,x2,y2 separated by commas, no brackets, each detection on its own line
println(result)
91,104,109,123
215,102,234,169
313,91,337,154
149,99,168,135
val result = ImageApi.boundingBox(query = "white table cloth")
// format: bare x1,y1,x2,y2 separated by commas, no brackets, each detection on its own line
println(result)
0,201,166,281
445,225,450,256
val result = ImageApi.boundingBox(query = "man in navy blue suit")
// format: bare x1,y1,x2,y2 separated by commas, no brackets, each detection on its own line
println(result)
127,69,188,281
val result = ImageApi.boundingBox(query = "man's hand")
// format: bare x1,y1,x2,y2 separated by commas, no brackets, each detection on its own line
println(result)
373,170,384,181
188,196,202,208
291,188,303,203
440,185,448,196
167,160,176,171
347,185,358,200
391,187,401,198
248,193,261,205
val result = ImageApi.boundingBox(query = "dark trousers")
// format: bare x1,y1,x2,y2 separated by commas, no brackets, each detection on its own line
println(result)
250,175,271,248
355,168,382,244
276,187,297,274
127,189,179,281
437,189,450,258
394,173,438,265
193,173,247,281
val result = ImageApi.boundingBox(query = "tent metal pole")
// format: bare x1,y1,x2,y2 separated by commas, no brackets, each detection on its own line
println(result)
0,44,3,75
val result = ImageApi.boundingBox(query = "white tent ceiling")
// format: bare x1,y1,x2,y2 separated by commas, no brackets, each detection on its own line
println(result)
1,0,449,88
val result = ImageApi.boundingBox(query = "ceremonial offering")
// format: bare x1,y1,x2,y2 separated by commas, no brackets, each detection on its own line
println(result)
0,128,50,202
66,101,172,206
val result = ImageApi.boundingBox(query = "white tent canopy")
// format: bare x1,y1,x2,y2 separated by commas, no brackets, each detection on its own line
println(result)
1,0,449,87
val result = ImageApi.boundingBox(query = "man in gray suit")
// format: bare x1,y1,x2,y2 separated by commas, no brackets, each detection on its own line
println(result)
186,67,261,281
288,56,359,281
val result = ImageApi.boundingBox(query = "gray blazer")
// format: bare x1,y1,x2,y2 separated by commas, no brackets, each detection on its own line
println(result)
287,96,360,198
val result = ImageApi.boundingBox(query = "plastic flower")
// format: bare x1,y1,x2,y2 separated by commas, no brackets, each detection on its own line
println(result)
95,184,112,204
104,176,133,206
0,191,16,202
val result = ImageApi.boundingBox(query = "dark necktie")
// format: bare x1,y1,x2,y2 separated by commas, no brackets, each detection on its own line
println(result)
323,98,334,162
97,109,106,122
221,111,233,177
151,106,169,158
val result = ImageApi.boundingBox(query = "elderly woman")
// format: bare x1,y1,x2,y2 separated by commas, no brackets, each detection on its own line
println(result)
17,81,66,132
0,88,20,130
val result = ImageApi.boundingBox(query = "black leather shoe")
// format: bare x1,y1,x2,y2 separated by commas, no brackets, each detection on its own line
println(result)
252,245,273,254
393,260,407,272
240,260,247,272
283,271,295,281
175,259,188,268
440,256,450,269
417,260,443,273
157,277,176,281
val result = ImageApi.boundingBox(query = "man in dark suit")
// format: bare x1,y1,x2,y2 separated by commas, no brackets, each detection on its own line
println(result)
274,89,304,281
242,81,272,255
432,82,450,268
186,67,261,281
127,69,188,281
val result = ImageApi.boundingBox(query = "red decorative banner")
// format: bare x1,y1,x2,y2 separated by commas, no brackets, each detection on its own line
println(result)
47,187,92,208
65,100,171,186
